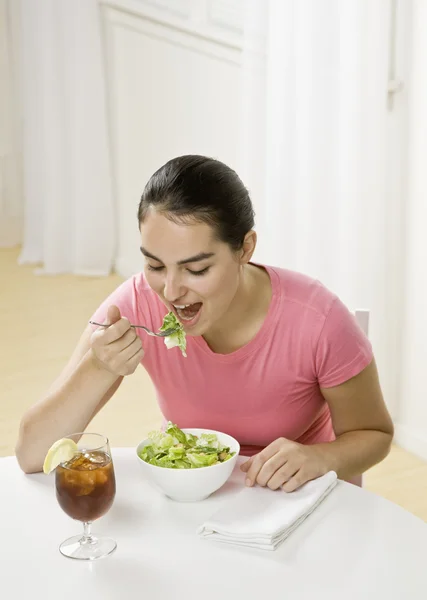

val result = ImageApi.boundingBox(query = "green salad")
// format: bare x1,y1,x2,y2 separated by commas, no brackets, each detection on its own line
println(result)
160,312,187,357
138,422,236,469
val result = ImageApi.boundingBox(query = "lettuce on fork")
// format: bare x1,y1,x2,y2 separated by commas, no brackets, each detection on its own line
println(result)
159,312,187,357
138,422,235,469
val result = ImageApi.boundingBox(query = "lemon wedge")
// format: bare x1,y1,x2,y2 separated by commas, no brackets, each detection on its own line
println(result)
43,438,78,474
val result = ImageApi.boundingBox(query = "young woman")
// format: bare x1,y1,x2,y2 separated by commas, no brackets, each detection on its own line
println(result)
16,155,394,491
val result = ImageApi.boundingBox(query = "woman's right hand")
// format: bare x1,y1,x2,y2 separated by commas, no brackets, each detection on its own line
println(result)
90,305,144,376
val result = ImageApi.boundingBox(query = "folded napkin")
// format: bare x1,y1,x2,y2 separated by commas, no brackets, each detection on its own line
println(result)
197,471,338,551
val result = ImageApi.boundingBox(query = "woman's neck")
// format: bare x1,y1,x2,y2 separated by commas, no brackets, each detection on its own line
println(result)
202,263,272,354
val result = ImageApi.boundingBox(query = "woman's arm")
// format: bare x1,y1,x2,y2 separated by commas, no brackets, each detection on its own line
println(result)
316,357,394,479
241,358,393,491
15,306,143,474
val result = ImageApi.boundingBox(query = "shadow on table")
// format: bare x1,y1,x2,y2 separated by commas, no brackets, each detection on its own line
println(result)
87,556,173,597
24,472,54,489
105,499,147,531
203,481,377,569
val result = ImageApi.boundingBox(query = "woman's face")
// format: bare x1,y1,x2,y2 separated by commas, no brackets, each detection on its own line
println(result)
139,207,244,336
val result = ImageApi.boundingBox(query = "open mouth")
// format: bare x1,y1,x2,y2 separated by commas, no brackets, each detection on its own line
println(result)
172,302,203,323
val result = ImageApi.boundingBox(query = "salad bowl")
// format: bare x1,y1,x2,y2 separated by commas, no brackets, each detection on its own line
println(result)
136,423,240,502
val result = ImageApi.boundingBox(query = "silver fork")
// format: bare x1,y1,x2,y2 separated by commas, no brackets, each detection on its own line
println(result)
89,321,178,338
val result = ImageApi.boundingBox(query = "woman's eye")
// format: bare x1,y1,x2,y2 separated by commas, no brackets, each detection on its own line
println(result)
147,264,209,276
188,267,210,276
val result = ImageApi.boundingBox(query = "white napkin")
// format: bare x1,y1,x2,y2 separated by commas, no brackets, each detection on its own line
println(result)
197,471,338,551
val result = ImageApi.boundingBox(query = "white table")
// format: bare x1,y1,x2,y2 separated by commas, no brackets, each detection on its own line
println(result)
1,449,427,599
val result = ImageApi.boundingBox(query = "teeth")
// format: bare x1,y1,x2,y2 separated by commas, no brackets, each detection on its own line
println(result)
173,304,191,309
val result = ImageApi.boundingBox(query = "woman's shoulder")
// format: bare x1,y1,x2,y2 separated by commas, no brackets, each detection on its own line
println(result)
263,263,338,318
90,271,163,326
127,271,154,295
100,271,154,304
119,271,164,311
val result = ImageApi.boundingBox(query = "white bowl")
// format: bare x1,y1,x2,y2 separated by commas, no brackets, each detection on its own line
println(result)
135,428,240,502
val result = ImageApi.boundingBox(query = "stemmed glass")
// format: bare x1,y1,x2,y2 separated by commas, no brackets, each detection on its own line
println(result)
55,433,117,560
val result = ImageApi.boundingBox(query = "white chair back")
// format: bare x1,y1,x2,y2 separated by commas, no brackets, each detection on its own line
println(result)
351,309,370,489
354,310,370,336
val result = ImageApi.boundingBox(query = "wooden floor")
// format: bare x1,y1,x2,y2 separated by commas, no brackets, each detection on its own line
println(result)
2,247,427,521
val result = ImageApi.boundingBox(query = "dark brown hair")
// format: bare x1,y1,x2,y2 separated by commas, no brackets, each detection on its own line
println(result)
138,155,255,251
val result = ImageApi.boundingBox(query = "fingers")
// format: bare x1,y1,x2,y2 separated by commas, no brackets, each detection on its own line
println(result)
244,444,282,486
240,460,251,472
281,469,313,493
113,341,144,375
127,346,145,371
91,321,133,354
101,317,132,344
241,439,325,494
91,317,132,347
266,462,300,490
95,336,144,376
90,305,145,376
90,305,131,343
245,455,308,492
109,327,138,353
116,336,143,364
249,453,283,487
106,305,122,325
102,334,143,373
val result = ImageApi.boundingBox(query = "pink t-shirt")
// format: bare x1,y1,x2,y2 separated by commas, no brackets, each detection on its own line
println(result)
91,264,372,457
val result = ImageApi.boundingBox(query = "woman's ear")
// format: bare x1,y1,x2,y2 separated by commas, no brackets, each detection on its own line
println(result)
240,230,257,264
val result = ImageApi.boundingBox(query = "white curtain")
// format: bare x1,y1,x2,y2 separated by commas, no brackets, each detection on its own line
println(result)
397,0,427,456
18,0,115,276
240,0,403,417
0,0,23,248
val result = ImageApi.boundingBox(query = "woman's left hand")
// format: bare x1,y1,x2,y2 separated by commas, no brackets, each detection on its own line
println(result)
240,438,331,492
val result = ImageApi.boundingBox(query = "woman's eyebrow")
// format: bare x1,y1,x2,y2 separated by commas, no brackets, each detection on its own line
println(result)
140,247,215,265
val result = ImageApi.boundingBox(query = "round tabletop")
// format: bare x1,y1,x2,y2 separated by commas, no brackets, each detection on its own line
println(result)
1,448,427,599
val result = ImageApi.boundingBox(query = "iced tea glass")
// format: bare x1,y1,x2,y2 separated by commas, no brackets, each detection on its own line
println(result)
55,433,116,560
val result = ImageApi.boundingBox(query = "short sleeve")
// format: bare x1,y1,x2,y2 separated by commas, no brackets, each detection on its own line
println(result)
89,276,144,330
315,296,373,388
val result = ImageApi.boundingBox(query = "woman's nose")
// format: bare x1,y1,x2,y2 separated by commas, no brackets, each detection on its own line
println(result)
163,274,185,304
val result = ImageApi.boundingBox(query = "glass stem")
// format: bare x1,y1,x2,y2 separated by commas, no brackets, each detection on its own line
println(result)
82,521,94,544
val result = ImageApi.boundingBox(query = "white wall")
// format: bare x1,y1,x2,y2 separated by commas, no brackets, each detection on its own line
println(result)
395,0,427,460
101,0,244,277
379,0,411,440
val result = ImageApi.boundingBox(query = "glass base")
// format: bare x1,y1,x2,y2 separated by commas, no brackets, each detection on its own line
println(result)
59,534,117,561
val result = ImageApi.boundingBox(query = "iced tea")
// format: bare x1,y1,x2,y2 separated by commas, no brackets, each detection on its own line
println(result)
56,450,116,522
